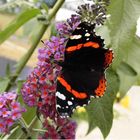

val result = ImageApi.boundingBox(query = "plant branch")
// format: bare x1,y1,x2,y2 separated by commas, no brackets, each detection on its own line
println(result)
32,128,47,132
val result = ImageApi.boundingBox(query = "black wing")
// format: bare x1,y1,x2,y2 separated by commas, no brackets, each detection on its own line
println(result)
56,69,103,117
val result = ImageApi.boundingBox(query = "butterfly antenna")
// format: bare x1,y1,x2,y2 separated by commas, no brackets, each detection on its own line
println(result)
41,40,44,44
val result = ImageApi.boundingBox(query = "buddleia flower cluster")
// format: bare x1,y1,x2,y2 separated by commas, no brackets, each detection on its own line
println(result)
21,14,81,139
0,92,26,133
77,0,110,25
21,2,109,139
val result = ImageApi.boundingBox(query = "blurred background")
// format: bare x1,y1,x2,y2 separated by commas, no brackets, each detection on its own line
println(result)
0,0,140,139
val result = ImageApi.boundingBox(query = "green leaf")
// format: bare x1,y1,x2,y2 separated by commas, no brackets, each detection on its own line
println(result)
126,37,140,77
116,61,137,98
107,0,140,68
117,70,137,98
86,69,120,138
18,94,36,125
0,77,10,92
117,37,140,97
41,2,49,13
0,8,41,44
117,61,137,76
22,107,36,124
106,0,140,99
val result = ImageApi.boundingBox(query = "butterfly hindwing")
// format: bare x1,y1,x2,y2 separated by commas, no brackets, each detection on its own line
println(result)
56,80,90,117
93,76,107,97
103,49,114,69
56,69,104,117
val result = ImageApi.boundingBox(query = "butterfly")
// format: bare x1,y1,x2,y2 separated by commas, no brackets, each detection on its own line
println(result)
56,22,113,117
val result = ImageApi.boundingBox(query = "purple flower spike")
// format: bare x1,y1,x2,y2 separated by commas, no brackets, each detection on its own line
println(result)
0,92,26,134
21,12,79,140
56,22,70,36
39,118,77,139
38,36,66,66
56,14,81,38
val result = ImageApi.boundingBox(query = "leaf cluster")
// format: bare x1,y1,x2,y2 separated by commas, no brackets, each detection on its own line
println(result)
74,0,140,138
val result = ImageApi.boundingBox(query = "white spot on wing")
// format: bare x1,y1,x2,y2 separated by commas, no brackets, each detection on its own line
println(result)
67,101,73,105
71,97,74,100
77,27,81,30
70,35,82,40
85,33,90,37
56,91,66,100
56,104,61,108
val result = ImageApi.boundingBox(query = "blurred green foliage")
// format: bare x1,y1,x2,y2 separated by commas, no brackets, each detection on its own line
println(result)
83,0,140,138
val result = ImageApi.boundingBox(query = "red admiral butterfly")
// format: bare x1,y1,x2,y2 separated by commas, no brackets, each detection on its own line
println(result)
56,22,113,117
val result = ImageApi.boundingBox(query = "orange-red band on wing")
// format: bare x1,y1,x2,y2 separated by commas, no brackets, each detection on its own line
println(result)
83,42,99,48
66,42,100,52
94,77,106,97
104,50,114,68
66,44,83,52
57,77,87,99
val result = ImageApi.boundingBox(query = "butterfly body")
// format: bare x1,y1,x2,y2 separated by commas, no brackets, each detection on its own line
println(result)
56,22,113,117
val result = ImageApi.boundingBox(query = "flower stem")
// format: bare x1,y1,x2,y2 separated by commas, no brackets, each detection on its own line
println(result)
32,128,47,132
28,116,38,129
5,0,65,92
18,116,38,139
18,117,31,137
19,117,29,131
